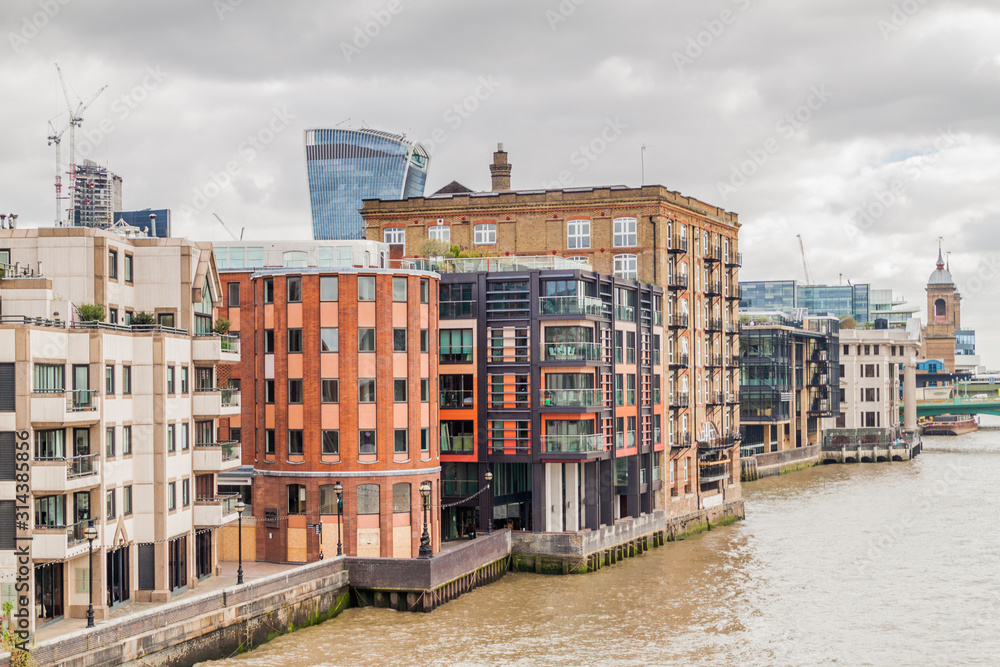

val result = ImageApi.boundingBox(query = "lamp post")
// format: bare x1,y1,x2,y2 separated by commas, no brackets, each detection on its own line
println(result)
484,469,494,535
333,481,343,557
419,480,432,558
235,499,246,585
84,521,98,628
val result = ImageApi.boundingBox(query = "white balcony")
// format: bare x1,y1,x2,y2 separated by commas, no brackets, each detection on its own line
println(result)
193,495,241,527
192,334,241,364
193,441,242,473
31,455,101,494
30,390,101,425
32,521,99,561
192,388,240,418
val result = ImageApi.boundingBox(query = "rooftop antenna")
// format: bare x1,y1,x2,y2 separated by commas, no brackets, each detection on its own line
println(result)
641,144,647,186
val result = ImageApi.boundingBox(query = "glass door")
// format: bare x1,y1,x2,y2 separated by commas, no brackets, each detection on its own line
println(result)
72,364,91,409
106,546,130,608
34,562,64,622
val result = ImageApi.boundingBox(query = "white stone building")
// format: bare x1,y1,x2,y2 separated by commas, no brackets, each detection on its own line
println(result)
835,327,921,433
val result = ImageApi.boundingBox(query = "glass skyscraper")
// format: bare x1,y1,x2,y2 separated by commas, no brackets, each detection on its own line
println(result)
305,128,430,240
740,280,870,323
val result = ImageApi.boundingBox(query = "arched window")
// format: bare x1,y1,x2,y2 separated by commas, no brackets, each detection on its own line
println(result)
392,483,411,513
934,298,946,321
357,484,380,515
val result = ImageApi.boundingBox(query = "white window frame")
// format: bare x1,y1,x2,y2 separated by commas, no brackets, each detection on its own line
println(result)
613,254,638,280
566,219,591,250
384,227,406,245
428,224,450,243
565,256,591,266
613,217,637,247
474,223,496,245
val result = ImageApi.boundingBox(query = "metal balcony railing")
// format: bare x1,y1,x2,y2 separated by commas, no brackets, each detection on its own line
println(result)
669,354,689,369
440,390,475,409
67,389,99,412
669,314,689,329
539,295,605,317
542,433,605,453
668,236,689,253
67,453,99,478
440,300,476,319
671,392,690,408
726,252,742,267
667,275,689,290
542,388,603,408
543,341,603,362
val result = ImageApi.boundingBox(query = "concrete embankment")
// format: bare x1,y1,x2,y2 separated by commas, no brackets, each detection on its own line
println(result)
742,444,822,481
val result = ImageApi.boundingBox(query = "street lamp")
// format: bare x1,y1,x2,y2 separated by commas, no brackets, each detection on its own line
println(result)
235,499,246,585
484,470,494,535
84,521,98,628
333,481,343,557
418,480,432,558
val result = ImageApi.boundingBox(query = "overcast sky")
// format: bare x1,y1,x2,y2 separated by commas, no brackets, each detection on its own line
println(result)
2,0,998,368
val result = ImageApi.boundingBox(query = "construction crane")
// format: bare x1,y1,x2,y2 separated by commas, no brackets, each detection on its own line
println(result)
797,234,812,285
54,64,107,226
213,213,244,241
46,119,70,225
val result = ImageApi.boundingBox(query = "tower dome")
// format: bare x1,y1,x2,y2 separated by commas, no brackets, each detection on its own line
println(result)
928,246,953,285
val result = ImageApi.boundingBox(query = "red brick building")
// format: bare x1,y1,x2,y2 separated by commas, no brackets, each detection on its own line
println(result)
218,264,440,560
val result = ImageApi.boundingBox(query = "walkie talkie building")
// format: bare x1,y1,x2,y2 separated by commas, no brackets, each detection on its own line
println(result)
305,128,430,240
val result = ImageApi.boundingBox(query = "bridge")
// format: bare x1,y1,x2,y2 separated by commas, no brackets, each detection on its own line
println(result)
903,396,1000,419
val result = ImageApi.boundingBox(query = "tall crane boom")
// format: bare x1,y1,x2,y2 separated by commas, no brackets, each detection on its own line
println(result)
54,64,107,226
797,234,812,285
213,213,244,241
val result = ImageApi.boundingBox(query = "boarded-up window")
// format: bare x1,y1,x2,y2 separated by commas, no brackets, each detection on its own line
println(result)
0,501,13,549
319,485,338,515
392,483,410,513
0,432,13,481
357,484,379,515
137,543,156,590
0,364,14,412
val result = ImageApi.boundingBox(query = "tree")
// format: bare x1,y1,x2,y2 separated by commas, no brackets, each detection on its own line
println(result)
131,311,156,325
75,304,106,323
213,318,231,335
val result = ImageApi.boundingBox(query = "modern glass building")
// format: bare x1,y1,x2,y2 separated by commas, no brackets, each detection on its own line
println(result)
740,280,870,324
305,128,430,240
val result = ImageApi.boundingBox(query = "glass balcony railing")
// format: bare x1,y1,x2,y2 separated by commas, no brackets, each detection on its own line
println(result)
220,335,240,353
543,341,603,362
542,433,605,453
221,389,240,408
653,311,663,326
67,389,99,412
443,480,478,496
440,347,473,364
68,519,94,546
615,431,637,449
441,435,474,454
440,390,475,408
440,300,476,319
614,305,636,322
542,389,602,408
67,453,99,478
539,295,605,317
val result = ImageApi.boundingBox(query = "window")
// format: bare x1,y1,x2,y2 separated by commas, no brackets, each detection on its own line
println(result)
106,489,116,519
108,249,118,279
283,251,308,268
613,254,638,280
420,329,429,352
182,479,190,507
106,427,115,457
322,430,340,455
359,328,376,352
393,328,407,352
105,365,115,395
227,282,240,307
195,367,212,391
474,223,496,245
265,429,275,455
124,254,133,282
167,425,176,452
384,228,405,245
394,379,408,402
420,278,429,304
158,312,175,328
320,276,339,301
122,365,131,395
123,486,132,515
181,367,188,394
288,379,303,404
109,308,118,324
263,278,274,304
359,430,377,455
440,329,473,363
287,329,303,353
428,224,450,242
392,276,408,301
288,484,306,514
392,483,411,513
321,328,339,352
33,364,64,392
359,379,377,403
613,217,637,247
123,426,132,455
358,276,376,301
322,379,339,403
421,378,429,402
286,277,302,303
265,380,275,404
168,482,176,511
288,430,304,455
35,429,64,459
357,484,379,514
567,219,591,249
394,429,408,455
167,366,175,394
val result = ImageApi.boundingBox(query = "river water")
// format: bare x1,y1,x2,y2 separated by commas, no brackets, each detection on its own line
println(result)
209,425,1000,666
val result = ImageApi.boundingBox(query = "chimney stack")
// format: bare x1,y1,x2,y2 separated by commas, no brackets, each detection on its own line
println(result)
489,142,512,191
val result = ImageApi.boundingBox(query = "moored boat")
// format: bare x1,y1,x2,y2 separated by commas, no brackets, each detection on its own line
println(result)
921,414,978,436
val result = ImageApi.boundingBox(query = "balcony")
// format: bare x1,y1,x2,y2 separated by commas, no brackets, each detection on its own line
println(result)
705,282,722,297
542,388,603,408
726,392,739,404
741,441,767,457
810,374,830,386
440,346,473,364
440,390,474,409
653,311,663,327
539,295,605,317
809,400,830,414
193,334,241,364
193,494,241,527
725,323,739,335
193,388,241,417
614,305,635,322
440,300,476,319
669,314,689,329
726,285,742,301
671,392,690,408
32,453,100,493
668,236,688,254
441,435,474,454
705,354,723,368
543,341,603,363
669,354,689,369
615,431,637,449
811,350,829,362
667,275,688,291
699,462,729,482
442,480,478,497
672,432,693,448
194,441,242,473
726,252,743,267
707,392,725,405
706,318,723,332
542,433,606,454
30,390,101,425
705,247,723,263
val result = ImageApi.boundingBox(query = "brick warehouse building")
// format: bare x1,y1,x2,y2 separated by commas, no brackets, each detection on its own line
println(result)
217,248,441,561
363,145,743,519
434,257,671,537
